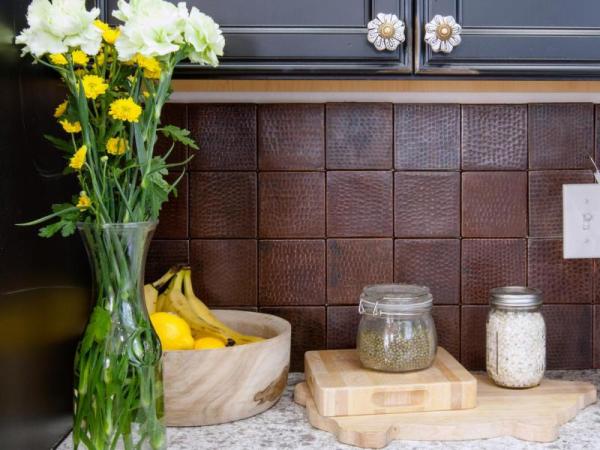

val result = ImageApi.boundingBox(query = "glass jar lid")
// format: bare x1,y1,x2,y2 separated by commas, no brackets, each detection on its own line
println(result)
358,284,433,317
490,286,542,309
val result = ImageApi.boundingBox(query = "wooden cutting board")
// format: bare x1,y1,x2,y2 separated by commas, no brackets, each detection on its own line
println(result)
294,376,597,448
304,347,476,416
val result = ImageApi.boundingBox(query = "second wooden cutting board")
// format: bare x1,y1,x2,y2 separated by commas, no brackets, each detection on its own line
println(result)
304,347,476,417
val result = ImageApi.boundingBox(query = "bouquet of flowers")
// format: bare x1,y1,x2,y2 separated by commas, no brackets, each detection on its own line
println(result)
16,1,224,449
17,0,224,233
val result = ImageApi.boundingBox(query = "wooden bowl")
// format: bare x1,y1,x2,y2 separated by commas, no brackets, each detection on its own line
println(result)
162,310,291,426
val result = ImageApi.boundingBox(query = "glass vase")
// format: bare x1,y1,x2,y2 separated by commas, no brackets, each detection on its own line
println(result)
73,222,165,450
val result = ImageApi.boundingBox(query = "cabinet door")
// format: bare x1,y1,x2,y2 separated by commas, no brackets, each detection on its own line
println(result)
416,0,600,75
100,0,412,75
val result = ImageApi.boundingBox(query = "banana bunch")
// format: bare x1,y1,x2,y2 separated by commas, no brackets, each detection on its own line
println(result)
145,265,263,348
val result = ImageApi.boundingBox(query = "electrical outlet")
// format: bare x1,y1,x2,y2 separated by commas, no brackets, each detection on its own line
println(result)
563,184,600,258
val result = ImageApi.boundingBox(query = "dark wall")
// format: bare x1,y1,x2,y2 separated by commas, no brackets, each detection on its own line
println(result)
149,102,600,372
0,1,89,448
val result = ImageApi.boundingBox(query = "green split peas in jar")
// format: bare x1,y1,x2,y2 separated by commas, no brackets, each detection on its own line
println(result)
356,284,437,372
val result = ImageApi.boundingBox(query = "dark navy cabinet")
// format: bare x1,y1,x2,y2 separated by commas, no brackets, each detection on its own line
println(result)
99,0,600,76
101,0,412,75
416,0,600,75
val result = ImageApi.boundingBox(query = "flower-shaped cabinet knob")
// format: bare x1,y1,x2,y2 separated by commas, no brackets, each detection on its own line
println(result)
367,13,405,51
424,15,462,53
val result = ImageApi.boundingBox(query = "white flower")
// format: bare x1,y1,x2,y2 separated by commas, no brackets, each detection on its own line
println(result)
15,0,102,57
112,0,188,61
184,7,224,67
424,15,462,54
367,13,405,51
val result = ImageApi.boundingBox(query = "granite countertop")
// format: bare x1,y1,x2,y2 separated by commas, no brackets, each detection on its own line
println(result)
58,371,600,450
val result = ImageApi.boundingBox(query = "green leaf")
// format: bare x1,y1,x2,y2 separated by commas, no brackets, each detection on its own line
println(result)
160,125,199,150
35,203,80,237
44,135,73,153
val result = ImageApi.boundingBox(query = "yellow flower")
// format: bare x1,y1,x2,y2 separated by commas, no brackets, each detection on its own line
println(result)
109,98,142,122
71,50,88,66
106,137,127,155
49,53,67,65
76,192,92,211
81,75,108,100
94,20,120,45
60,119,82,133
54,100,68,118
69,145,87,170
136,54,161,79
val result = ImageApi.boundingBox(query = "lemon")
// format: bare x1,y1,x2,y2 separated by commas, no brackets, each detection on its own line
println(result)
194,336,226,350
150,312,194,350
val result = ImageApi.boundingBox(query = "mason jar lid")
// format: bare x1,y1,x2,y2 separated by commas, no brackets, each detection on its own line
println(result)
358,284,433,317
490,286,542,309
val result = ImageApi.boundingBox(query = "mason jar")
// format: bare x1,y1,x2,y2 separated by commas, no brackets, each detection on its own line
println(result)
486,287,546,388
356,284,437,372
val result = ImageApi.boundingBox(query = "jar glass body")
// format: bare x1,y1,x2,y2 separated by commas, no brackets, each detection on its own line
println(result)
486,304,546,388
74,222,165,450
357,311,437,372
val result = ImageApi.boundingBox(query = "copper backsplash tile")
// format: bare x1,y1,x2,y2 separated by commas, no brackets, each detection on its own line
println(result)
394,171,460,237
461,104,527,170
149,102,600,371
259,172,325,238
189,104,256,171
461,239,527,305
258,104,324,170
326,103,393,169
327,238,393,305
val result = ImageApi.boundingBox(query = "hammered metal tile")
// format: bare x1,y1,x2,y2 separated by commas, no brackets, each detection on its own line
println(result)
327,239,393,305
460,305,488,370
258,240,325,306
394,172,460,237
462,172,527,237
155,173,188,239
327,171,393,237
190,240,257,307
189,172,257,238
260,306,325,371
543,305,592,369
528,239,593,304
258,104,324,170
529,103,594,169
529,170,594,238
326,103,392,169
461,105,527,170
188,104,256,170
156,103,187,164
327,306,360,349
395,104,460,170
145,240,188,282
259,172,325,238
432,306,460,360
394,239,460,304
461,239,527,305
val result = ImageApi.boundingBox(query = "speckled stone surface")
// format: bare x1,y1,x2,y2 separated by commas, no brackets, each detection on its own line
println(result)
58,371,600,450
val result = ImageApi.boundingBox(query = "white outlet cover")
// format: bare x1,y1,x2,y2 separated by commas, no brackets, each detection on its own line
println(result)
563,184,600,259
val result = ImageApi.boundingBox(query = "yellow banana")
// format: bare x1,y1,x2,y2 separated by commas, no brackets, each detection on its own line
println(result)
181,268,263,345
144,266,179,315
160,271,231,338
